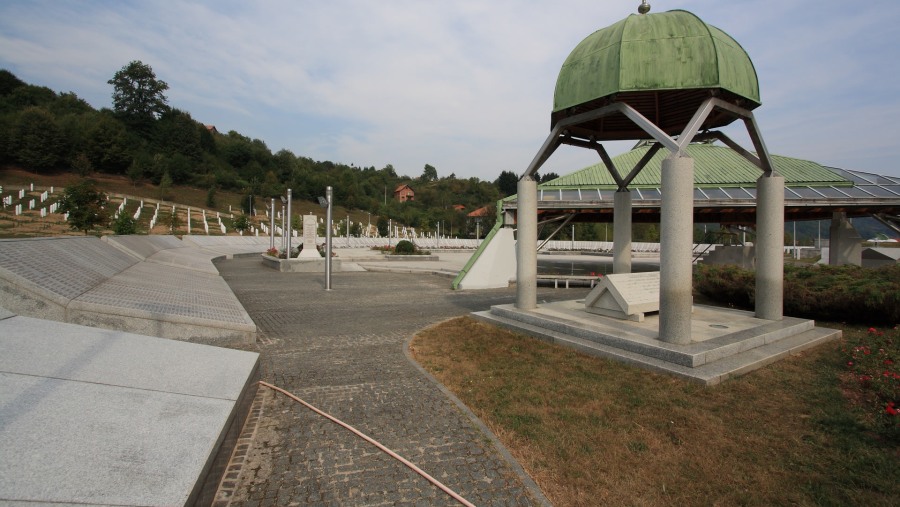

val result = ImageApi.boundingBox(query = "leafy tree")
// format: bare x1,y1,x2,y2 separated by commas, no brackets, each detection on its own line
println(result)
158,170,173,200
165,209,181,234
376,215,389,237
9,106,66,171
108,60,169,132
126,157,145,186
0,69,26,96
71,152,93,177
59,180,109,235
206,187,217,208
111,212,137,235
420,163,438,182
539,171,560,183
233,214,250,234
84,113,131,173
155,108,202,161
495,170,518,197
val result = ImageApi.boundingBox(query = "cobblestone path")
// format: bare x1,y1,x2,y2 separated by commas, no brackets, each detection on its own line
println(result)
214,256,589,506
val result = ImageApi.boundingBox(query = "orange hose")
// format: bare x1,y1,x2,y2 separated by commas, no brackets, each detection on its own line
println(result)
258,381,476,507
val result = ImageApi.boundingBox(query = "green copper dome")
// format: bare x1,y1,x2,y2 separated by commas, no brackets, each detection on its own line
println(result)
552,9,760,138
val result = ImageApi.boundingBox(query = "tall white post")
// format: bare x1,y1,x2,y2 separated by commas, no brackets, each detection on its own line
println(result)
325,186,333,290
613,189,632,274
286,189,292,256
515,176,538,310
659,155,694,345
756,175,785,320
270,198,275,249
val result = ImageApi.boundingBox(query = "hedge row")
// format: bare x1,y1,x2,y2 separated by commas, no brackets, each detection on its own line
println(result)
693,264,900,325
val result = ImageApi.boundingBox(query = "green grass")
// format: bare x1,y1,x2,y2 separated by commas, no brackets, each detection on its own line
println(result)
411,317,900,507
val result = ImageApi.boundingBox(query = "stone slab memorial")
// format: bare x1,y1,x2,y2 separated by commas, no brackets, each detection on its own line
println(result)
584,271,661,322
298,214,320,258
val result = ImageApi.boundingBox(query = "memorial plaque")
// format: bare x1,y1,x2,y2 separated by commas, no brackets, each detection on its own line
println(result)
298,214,320,258
584,272,660,321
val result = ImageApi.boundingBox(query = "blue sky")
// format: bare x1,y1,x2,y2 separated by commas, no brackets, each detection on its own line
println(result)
2,0,898,180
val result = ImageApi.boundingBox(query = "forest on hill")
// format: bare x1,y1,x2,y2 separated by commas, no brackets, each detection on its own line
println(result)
0,62,549,237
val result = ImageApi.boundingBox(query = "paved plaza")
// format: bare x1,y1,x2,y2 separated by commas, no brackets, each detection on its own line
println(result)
214,256,591,506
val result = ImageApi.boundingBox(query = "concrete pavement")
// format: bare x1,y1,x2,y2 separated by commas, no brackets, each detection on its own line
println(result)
213,256,592,506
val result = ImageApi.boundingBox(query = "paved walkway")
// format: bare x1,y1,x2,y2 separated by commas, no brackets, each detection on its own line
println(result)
214,256,591,506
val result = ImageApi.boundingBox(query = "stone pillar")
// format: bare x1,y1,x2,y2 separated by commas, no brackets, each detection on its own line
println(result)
755,174,784,320
515,176,538,310
659,155,694,345
613,189,632,274
828,212,862,266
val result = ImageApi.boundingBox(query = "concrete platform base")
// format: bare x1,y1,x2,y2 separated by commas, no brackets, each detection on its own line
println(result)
0,309,259,506
473,301,840,385
261,254,342,273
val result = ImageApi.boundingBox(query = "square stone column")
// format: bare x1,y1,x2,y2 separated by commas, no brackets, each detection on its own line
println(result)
659,155,694,345
515,177,538,310
613,189,632,274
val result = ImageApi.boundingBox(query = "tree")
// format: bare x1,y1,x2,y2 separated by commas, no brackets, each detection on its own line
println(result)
376,215,389,237
111,212,137,235
495,170,518,197
9,106,66,171
58,180,109,235
233,214,250,234
420,163,438,182
539,171,560,183
158,170,173,200
108,60,169,132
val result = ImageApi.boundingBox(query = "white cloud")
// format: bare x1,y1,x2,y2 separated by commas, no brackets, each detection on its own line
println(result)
1,0,898,179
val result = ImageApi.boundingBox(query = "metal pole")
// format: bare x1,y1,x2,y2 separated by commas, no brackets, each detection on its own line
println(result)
286,189,292,257
388,219,392,247
281,203,286,252
346,214,350,246
325,186,333,291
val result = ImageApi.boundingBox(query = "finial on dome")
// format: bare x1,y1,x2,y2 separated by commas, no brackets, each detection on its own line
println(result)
638,1,651,14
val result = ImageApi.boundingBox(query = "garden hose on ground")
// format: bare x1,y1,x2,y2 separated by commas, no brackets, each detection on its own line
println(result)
258,381,476,507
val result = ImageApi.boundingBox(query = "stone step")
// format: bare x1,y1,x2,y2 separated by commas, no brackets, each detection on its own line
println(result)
489,304,815,367
472,310,840,386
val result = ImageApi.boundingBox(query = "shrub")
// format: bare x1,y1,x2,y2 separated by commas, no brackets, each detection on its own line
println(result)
394,240,416,255
693,264,900,325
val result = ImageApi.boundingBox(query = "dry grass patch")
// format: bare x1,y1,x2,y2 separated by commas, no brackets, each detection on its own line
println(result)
410,317,899,507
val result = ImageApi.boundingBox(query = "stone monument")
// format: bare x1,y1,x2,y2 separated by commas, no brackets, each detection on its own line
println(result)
298,214,320,258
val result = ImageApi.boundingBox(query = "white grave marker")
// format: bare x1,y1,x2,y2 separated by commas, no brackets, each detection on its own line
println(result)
298,214,320,257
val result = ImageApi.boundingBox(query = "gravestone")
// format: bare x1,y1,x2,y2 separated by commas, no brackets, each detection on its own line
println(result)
584,272,660,322
298,214,320,258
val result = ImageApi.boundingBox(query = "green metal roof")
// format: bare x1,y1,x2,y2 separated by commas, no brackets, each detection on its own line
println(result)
542,143,849,189
553,9,760,113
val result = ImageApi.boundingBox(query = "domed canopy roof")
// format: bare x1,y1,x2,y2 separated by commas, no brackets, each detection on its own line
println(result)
552,9,760,139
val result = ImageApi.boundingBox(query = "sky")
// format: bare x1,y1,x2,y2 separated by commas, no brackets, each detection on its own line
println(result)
2,0,899,181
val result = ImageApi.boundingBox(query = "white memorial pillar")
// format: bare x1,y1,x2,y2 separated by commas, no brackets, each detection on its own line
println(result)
515,176,538,310
613,189,632,274
756,174,784,320
659,155,694,345
286,189,292,256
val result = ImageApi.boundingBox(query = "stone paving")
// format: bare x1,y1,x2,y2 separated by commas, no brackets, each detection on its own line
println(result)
214,256,592,506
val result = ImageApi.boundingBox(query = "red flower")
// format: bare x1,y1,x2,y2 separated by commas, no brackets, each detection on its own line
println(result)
868,327,877,334
887,404,898,416
847,361,854,367
884,359,895,366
